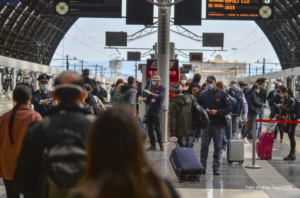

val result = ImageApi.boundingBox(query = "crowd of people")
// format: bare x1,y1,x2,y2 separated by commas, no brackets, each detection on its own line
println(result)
0,69,298,198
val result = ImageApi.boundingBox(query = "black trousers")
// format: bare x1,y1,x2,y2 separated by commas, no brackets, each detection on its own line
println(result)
147,110,163,147
3,179,31,198
274,124,283,140
288,124,297,153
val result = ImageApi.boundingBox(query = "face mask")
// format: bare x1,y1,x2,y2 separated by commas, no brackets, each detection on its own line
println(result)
255,89,260,93
24,79,30,84
152,81,157,87
231,84,237,89
181,80,187,85
207,84,215,90
41,85,48,91
134,86,138,89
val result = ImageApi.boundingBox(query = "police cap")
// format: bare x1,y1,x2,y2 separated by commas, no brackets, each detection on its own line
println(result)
37,74,50,82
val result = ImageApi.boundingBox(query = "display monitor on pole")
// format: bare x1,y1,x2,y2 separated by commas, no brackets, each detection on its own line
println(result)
126,0,154,25
189,53,203,62
174,0,202,25
203,33,224,48
127,52,141,61
106,32,127,46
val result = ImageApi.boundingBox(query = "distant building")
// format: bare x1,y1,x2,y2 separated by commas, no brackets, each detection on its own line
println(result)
191,55,247,89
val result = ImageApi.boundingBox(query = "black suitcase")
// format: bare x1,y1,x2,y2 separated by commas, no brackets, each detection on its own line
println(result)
169,142,204,183
227,115,244,164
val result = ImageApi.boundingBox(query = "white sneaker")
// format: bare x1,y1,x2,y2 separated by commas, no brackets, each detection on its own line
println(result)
243,138,250,144
280,139,283,143
274,139,277,143
238,134,241,139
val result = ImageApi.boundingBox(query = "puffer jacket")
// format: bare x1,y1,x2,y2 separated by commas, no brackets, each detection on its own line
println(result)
169,95,195,137
279,96,297,121
85,93,99,115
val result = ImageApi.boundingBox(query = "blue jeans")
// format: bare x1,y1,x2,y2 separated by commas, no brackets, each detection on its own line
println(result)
258,105,265,138
178,134,195,148
221,116,232,151
243,113,260,140
201,125,224,169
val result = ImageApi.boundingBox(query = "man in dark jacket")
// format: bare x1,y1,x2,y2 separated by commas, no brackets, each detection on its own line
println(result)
81,68,96,89
14,71,94,198
188,73,201,94
17,73,34,94
257,78,267,137
243,84,263,142
169,83,196,147
267,83,279,112
121,76,137,113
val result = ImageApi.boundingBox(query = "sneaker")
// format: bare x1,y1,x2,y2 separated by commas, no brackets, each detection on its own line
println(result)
243,138,249,144
238,134,241,139
280,139,283,143
247,135,253,140
146,146,156,151
274,139,277,143
213,169,220,175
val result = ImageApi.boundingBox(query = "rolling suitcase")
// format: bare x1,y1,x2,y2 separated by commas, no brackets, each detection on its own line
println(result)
227,115,244,165
256,131,274,160
169,142,204,183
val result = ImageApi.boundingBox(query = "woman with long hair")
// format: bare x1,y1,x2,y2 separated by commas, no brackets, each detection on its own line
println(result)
180,76,189,95
272,85,284,143
72,106,179,198
84,84,100,115
188,73,201,95
278,86,297,160
0,85,42,198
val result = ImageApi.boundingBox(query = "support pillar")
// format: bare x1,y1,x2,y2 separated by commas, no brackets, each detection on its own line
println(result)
291,76,296,96
34,72,39,90
141,65,147,120
12,68,16,90
157,6,171,143
284,77,288,87
267,78,272,94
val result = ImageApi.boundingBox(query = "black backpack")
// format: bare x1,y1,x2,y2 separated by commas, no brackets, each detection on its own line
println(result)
42,117,91,189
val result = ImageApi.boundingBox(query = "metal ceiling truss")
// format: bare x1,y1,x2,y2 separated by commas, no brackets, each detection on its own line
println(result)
0,0,299,69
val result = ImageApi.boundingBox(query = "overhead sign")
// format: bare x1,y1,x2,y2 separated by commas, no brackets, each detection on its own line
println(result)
53,0,122,18
206,0,274,20
0,0,19,3
189,53,203,62
182,64,192,71
203,33,224,47
146,59,179,70
180,68,189,74
127,52,141,61
106,32,127,46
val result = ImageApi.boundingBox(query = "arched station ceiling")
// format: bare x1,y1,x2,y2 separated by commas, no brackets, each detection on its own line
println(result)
0,0,299,68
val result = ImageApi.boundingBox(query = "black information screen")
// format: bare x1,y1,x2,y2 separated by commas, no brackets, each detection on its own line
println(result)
54,0,122,18
206,0,274,20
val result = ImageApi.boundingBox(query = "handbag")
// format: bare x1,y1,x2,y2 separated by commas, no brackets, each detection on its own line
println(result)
280,114,291,133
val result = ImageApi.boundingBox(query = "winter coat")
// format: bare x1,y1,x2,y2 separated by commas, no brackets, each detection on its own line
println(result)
245,89,262,114
85,93,99,115
169,95,195,137
121,83,136,111
279,96,297,121
0,105,42,180
188,82,200,95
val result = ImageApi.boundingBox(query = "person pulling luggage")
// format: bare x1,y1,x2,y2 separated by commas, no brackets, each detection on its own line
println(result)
197,76,232,175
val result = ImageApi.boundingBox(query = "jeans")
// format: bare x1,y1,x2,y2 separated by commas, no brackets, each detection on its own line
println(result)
221,116,232,151
178,134,195,148
258,105,265,138
200,124,224,169
147,110,163,147
243,113,260,140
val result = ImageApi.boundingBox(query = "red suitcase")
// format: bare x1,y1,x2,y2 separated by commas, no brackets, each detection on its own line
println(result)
256,131,275,160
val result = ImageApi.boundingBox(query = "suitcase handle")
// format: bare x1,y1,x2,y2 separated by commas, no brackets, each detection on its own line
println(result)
170,141,179,150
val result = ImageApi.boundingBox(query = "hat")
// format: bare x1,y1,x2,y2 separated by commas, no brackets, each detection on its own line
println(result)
37,74,50,82
256,78,266,83
206,75,216,82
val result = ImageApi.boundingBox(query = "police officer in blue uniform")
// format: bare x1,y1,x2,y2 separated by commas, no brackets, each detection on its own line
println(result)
31,74,53,117
197,76,232,175
17,73,34,95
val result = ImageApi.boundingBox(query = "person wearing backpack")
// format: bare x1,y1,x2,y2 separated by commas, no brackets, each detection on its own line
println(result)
81,69,96,90
14,71,95,198
111,83,125,104
120,76,137,113
169,83,196,147
0,85,42,198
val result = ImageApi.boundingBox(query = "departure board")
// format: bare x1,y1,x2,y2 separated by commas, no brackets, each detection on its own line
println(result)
206,0,274,20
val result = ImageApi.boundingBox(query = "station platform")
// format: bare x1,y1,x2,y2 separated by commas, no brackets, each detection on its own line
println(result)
1,105,300,198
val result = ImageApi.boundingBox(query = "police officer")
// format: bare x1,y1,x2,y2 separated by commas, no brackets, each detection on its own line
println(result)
17,73,34,94
227,80,248,138
140,75,166,151
197,76,231,175
31,74,53,117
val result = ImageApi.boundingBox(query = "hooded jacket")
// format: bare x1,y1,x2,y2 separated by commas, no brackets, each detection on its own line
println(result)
121,83,136,111
169,95,195,137
245,89,262,114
